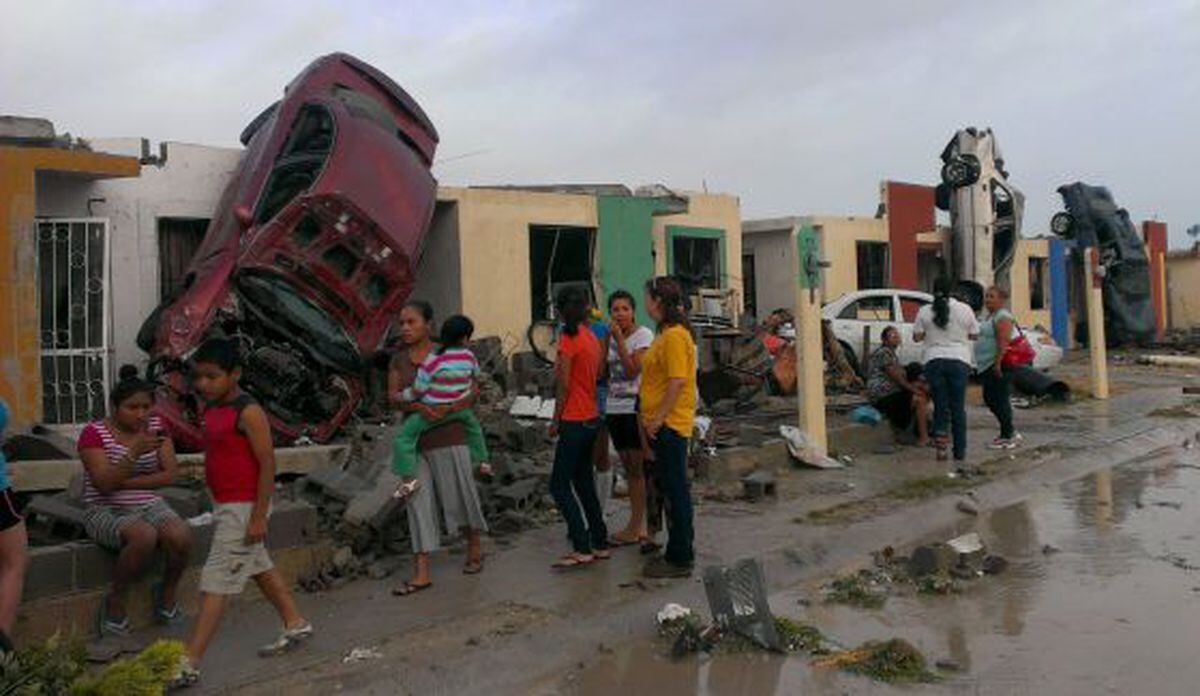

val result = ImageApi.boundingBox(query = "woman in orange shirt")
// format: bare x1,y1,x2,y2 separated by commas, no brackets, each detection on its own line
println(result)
639,277,697,579
548,287,609,570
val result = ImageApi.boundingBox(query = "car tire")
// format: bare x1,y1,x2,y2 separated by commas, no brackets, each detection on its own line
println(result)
941,156,980,188
1050,212,1074,238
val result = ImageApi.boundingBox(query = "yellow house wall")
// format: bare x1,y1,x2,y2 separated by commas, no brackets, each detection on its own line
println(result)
1166,254,1200,329
0,147,139,428
651,192,743,304
445,187,598,348
1010,238,1051,329
809,216,887,302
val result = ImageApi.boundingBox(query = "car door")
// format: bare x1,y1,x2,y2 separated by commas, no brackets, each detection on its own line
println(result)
896,293,931,365
834,293,897,366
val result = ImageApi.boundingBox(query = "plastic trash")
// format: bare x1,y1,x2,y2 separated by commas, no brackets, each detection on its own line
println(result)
850,405,883,426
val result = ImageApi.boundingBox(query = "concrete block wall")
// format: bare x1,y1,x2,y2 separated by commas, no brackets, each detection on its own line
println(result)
15,497,324,642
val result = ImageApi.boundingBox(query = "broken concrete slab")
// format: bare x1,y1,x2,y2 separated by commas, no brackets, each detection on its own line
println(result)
343,468,405,530
741,470,777,501
492,479,541,512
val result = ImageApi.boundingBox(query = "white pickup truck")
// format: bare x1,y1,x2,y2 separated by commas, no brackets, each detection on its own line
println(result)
820,288,1063,372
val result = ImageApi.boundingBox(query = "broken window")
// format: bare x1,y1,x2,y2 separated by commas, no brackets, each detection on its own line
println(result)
672,236,721,292
1029,257,1047,310
322,244,360,279
254,104,334,223
157,217,208,300
528,225,595,322
856,241,889,290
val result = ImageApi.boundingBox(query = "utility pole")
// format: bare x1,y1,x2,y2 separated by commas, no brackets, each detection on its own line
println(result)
793,225,828,451
1084,247,1109,399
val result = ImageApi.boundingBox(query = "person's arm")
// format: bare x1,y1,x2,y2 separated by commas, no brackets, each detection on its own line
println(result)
240,404,276,545
884,363,921,395
121,436,179,490
912,312,926,342
992,315,1013,375
389,355,440,420
965,305,980,342
550,350,573,438
613,328,647,378
79,447,133,494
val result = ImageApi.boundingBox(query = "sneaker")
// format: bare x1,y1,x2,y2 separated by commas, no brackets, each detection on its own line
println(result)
97,597,131,637
169,656,200,690
643,557,693,579
988,438,1012,450
257,621,314,657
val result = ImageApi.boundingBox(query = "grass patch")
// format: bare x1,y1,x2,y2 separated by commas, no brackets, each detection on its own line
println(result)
886,476,972,501
774,617,829,654
823,570,888,609
815,638,939,684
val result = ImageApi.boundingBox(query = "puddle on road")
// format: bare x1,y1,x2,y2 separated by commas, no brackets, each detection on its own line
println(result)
567,446,1200,695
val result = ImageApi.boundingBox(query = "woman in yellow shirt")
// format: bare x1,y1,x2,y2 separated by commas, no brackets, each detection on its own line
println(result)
638,277,697,578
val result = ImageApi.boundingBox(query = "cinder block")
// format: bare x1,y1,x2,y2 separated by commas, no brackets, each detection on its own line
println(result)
24,545,75,601
71,542,117,591
268,499,318,549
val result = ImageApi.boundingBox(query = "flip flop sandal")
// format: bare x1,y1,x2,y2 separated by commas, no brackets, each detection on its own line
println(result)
551,554,594,570
392,581,433,596
608,536,639,548
462,559,484,575
392,479,422,500
593,549,612,561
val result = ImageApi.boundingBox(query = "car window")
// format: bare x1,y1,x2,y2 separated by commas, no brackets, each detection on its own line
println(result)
254,104,334,224
900,297,929,322
837,296,895,322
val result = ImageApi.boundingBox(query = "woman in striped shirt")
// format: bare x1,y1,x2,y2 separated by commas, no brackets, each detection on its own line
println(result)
77,366,192,636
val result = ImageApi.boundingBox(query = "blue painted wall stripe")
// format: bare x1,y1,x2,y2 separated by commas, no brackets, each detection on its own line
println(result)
1049,238,1070,349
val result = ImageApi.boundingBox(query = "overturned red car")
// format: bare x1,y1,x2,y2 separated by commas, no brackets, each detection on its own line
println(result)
138,53,439,450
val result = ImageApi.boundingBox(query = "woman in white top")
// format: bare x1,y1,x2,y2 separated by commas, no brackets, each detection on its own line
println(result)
603,291,655,548
912,277,979,465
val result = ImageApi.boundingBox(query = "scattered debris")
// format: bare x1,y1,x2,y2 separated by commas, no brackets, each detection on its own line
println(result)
741,470,777,501
656,603,694,626
702,558,781,651
823,570,888,609
815,638,938,684
1152,500,1184,510
342,646,384,664
1042,544,1061,555
935,658,964,673
780,426,842,469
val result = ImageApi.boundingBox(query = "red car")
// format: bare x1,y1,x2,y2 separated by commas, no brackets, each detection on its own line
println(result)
138,53,439,450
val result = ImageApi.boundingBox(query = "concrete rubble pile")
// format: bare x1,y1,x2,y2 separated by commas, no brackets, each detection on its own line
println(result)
294,343,562,590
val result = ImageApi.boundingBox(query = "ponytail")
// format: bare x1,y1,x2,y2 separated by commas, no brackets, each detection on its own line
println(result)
932,276,952,330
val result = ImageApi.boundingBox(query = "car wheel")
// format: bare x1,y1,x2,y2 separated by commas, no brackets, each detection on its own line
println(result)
1050,212,1074,238
941,156,980,188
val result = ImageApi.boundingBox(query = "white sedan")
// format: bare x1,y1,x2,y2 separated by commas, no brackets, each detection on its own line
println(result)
821,288,1063,371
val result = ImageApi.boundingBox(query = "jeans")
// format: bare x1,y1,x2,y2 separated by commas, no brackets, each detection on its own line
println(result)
650,426,694,567
549,420,608,554
925,358,970,461
979,365,1015,439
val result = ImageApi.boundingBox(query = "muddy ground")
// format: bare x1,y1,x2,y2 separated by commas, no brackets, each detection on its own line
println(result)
126,354,1200,694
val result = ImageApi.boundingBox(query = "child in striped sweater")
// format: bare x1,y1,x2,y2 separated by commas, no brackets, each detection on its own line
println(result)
392,315,490,498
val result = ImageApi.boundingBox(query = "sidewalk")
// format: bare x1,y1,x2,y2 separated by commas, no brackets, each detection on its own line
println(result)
141,364,1198,694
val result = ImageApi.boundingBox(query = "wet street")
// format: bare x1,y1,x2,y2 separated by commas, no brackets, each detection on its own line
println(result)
569,445,1200,695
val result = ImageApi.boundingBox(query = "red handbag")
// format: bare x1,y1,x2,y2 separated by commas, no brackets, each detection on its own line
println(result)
1000,322,1036,368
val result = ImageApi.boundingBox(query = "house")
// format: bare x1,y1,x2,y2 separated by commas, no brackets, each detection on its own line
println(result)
0,117,239,429
412,185,743,346
1166,242,1200,329
743,181,1068,343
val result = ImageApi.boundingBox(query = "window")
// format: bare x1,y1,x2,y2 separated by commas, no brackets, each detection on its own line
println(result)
254,104,334,223
672,236,721,293
742,253,757,320
157,217,208,300
856,242,889,289
529,225,595,321
838,296,894,322
1029,257,1048,310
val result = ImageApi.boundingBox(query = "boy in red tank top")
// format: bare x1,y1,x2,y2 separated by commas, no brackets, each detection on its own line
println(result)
173,339,313,688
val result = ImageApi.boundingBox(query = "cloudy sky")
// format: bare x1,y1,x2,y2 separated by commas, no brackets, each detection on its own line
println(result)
4,0,1197,246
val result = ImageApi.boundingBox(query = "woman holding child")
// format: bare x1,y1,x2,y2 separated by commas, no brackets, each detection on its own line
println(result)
388,301,489,596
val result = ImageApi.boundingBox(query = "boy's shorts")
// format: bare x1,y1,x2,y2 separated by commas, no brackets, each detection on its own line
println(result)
200,502,274,595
